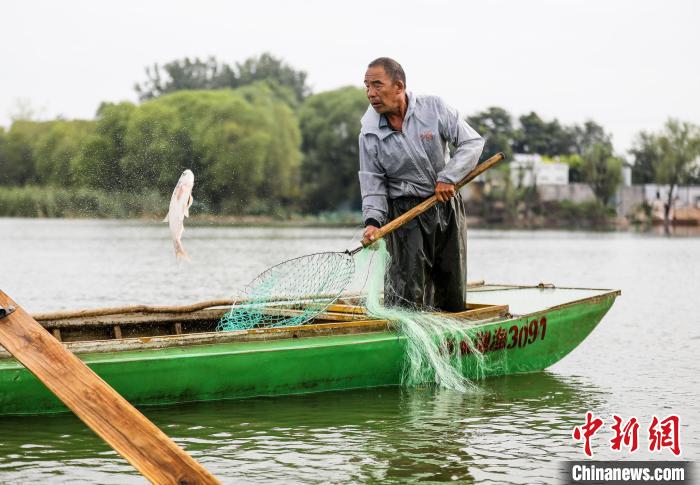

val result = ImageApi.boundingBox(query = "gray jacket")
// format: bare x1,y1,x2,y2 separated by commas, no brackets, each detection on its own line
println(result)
358,92,484,226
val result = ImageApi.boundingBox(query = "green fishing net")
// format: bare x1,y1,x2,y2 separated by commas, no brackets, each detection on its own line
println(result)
354,241,486,393
217,240,486,393
217,251,355,330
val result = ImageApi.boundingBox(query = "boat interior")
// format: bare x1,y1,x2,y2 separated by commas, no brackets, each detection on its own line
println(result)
0,283,619,357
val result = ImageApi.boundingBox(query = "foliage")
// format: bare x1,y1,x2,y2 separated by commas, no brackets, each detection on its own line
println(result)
151,85,301,212
655,119,700,232
466,107,514,162
580,143,623,206
236,53,309,104
298,86,368,212
513,112,576,156
73,102,136,190
654,119,700,186
33,120,95,186
134,53,309,105
541,199,616,227
629,131,660,184
0,120,94,187
79,86,302,214
570,120,612,156
0,185,165,218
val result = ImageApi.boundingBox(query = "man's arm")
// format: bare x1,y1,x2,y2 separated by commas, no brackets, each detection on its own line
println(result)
358,134,388,232
435,97,485,187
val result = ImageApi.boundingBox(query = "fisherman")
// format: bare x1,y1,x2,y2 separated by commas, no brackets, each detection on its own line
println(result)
358,57,484,312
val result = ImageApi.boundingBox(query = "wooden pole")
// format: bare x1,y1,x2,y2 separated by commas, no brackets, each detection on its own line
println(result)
0,290,220,485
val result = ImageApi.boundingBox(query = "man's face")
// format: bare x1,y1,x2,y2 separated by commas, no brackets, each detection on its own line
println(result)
364,66,404,115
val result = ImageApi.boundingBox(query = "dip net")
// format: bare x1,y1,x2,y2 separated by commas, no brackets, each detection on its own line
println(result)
217,239,485,392
217,251,355,330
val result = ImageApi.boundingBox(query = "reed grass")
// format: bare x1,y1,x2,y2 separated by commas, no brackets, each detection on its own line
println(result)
0,185,166,218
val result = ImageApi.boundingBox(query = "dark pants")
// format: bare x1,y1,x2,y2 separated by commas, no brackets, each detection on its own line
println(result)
384,193,467,312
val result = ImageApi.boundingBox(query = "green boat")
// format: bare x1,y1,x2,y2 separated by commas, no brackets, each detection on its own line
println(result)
0,283,619,415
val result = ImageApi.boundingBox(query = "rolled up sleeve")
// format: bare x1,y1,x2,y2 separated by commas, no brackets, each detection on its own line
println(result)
358,135,388,226
435,98,485,184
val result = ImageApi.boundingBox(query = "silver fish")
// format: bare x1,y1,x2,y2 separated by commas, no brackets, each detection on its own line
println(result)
163,169,194,261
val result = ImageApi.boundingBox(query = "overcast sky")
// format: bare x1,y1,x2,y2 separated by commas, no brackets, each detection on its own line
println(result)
1,0,698,153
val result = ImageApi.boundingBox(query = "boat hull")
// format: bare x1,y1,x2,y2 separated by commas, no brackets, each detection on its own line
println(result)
0,289,617,415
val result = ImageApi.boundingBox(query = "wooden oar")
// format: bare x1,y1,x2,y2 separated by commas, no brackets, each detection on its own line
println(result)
0,290,220,485
350,152,505,254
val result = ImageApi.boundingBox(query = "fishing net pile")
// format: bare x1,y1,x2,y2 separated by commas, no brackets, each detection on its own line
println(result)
217,240,486,392
354,241,486,392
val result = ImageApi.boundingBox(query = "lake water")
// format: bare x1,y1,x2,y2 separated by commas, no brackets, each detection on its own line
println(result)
0,218,698,483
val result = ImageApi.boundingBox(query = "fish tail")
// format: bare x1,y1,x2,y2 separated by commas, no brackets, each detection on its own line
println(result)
174,240,190,262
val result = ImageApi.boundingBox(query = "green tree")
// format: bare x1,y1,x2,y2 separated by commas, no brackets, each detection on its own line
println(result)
134,53,309,105
1,120,53,186
135,57,237,101
33,120,94,186
466,106,514,162
154,86,302,213
120,102,191,193
570,120,613,156
236,53,309,104
581,143,623,207
629,131,661,185
73,102,136,190
298,86,368,213
513,112,575,156
654,119,700,233
0,128,8,184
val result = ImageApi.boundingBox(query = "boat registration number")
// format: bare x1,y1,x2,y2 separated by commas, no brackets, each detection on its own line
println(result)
449,316,548,355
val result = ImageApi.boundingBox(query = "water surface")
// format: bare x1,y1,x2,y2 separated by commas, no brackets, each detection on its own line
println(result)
0,219,697,483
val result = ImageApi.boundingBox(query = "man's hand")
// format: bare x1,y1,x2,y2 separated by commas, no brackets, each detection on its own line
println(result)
363,225,380,242
435,182,456,202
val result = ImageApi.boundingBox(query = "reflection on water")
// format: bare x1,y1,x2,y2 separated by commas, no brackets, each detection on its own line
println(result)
0,373,604,484
0,219,698,482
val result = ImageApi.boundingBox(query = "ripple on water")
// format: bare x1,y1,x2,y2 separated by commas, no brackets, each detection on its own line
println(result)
0,223,697,482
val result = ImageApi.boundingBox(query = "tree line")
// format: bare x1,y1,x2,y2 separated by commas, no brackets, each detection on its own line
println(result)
1,53,698,218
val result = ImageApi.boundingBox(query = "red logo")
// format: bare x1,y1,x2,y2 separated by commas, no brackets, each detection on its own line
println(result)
420,131,434,141
610,415,640,452
573,413,682,457
573,412,604,457
648,415,681,456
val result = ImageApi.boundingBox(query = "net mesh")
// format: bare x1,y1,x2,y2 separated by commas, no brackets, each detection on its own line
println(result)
355,241,486,393
217,251,355,330
217,240,486,392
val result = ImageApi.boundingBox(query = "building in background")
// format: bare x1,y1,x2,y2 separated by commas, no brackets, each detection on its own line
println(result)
509,154,569,187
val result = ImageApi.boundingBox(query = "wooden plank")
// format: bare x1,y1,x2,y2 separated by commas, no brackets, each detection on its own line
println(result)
0,291,219,485
0,302,512,360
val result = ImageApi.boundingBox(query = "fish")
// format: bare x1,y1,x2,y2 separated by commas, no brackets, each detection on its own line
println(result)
163,169,194,261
